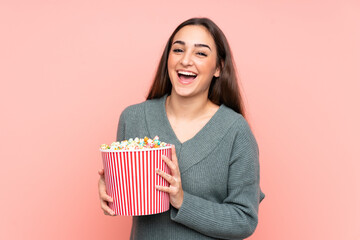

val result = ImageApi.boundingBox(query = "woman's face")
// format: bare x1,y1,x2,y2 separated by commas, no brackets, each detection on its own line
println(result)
167,25,220,99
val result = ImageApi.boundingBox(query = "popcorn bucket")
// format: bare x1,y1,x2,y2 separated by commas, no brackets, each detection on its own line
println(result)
100,147,171,216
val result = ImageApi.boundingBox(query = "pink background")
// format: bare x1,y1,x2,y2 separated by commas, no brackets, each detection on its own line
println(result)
1,1,359,239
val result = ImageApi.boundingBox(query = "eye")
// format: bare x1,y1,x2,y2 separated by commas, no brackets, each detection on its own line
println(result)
197,52,207,57
173,48,183,53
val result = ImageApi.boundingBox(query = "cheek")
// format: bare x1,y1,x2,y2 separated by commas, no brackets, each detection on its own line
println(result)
196,59,217,74
167,56,176,82
167,54,178,68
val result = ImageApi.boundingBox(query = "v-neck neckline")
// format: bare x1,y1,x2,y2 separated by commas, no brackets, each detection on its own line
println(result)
160,94,224,146
144,95,241,173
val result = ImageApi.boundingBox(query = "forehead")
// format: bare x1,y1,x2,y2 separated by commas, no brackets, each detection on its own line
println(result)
172,25,215,47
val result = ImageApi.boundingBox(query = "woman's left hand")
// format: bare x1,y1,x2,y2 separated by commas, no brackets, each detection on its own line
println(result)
155,145,184,209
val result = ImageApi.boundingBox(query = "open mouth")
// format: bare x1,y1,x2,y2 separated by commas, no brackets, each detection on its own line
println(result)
177,70,197,84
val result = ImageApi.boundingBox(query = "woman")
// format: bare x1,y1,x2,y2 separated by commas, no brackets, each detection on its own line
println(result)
98,17,265,239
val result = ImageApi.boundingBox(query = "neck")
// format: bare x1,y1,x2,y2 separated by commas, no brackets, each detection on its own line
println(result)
166,92,214,120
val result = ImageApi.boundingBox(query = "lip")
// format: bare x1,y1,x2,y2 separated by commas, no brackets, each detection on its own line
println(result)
177,76,197,85
176,69,198,75
177,75,197,85
176,69,198,85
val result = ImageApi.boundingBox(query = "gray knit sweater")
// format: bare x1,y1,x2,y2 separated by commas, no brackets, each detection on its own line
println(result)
116,95,265,240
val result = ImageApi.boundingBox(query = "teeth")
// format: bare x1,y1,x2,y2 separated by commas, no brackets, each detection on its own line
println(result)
177,71,197,76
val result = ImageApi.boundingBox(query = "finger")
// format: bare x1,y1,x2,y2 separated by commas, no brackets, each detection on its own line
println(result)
162,155,176,171
155,185,171,193
98,182,113,202
170,145,179,165
99,189,113,202
162,154,181,178
103,210,116,216
101,193,113,203
101,201,115,215
156,168,177,185
98,169,104,176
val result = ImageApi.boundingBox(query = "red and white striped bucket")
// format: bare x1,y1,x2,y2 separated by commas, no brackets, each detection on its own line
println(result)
100,147,171,216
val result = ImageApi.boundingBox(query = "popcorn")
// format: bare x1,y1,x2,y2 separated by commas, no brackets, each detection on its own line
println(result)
100,136,172,216
100,136,171,150
100,144,109,150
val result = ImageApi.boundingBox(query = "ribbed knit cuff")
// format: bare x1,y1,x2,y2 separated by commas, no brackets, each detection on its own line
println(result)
170,191,201,224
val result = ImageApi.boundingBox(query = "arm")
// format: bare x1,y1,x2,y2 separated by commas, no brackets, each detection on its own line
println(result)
170,121,263,239
116,102,149,141
116,110,126,142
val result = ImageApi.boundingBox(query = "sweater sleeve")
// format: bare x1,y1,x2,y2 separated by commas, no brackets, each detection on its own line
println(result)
170,119,264,239
116,106,131,142
116,102,149,142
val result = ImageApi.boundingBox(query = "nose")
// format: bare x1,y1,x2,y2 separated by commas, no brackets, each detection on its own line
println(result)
180,52,193,66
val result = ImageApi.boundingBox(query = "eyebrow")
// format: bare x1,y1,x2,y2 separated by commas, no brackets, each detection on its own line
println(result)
173,40,212,51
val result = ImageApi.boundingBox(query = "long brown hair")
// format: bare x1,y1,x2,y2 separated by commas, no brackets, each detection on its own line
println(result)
147,17,246,117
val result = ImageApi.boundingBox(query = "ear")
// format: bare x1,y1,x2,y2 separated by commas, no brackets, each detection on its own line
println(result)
214,60,223,78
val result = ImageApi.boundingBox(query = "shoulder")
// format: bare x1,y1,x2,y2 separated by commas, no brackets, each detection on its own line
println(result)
220,105,258,155
220,105,252,134
120,97,165,120
120,101,146,120
200,104,256,144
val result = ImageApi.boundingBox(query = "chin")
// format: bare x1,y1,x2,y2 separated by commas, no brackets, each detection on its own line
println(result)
172,87,208,99
172,90,193,98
